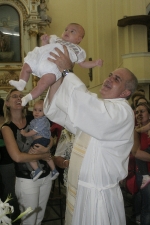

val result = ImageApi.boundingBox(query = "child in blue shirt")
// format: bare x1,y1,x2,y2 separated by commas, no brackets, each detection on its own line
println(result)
21,99,59,181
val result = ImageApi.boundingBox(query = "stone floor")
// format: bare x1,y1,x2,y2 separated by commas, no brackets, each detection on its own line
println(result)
42,181,138,225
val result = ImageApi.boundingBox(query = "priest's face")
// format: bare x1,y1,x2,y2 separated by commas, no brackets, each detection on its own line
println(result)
100,68,131,99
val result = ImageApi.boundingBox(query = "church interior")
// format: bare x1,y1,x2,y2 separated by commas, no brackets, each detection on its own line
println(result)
0,1,150,225
0,0,150,102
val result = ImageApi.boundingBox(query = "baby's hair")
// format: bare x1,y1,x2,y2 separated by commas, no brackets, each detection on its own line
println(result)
69,23,85,38
34,99,44,106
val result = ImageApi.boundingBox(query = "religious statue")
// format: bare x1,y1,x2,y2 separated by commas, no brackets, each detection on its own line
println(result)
38,0,52,23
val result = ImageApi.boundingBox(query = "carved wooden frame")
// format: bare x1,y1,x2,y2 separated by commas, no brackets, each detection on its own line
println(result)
0,0,50,92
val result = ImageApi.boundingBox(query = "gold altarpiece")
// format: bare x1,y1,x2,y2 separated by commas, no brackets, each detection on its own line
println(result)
0,0,51,100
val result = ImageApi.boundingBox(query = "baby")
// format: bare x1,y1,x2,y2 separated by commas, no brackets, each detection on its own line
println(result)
21,99,59,181
9,23,103,106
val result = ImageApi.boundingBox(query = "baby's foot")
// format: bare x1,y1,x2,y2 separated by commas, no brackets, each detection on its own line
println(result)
31,168,43,181
51,169,59,181
9,79,26,91
21,93,32,106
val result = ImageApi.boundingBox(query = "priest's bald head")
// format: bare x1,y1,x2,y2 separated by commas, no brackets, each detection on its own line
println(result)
100,68,138,100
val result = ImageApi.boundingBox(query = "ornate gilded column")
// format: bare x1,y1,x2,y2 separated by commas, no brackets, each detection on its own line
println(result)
27,28,38,94
28,28,38,50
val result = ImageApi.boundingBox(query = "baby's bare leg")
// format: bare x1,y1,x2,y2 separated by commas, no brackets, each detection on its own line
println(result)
21,73,56,106
31,73,56,99
20,63,32,82
28,149,43,181
9,63,32,91
29,161,39,170
47,159,55,170
48,159,59,180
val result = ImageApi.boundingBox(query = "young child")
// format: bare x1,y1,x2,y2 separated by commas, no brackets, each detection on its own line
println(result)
135,120,150,189
20,99,59,181
9,23,103,106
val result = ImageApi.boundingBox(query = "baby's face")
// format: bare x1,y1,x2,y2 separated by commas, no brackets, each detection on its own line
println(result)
33,103,44,119
62,24,84,44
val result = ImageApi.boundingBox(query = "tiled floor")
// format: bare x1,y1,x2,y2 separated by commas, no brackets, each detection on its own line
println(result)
42,181,137,225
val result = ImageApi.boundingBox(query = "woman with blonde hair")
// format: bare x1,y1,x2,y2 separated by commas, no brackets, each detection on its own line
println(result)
1,88,53,225
0,96,20,223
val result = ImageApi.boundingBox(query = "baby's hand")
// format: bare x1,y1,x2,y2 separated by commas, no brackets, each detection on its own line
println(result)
95,59,103,67
20,129,26,136
40,34,49,41
41,34,50,45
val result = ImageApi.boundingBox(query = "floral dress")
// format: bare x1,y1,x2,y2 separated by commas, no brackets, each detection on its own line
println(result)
55,129,75,186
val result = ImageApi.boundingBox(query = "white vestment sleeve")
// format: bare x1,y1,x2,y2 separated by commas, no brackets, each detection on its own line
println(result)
44,73,87,134
44,73,134,141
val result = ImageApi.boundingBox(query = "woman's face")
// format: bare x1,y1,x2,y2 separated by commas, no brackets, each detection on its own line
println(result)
135,105,150,126
6,90,24,110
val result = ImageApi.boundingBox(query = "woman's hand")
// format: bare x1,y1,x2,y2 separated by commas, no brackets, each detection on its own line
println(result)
29,144,50,154
20,129,26,136
29,145,52,161
135,126,141,133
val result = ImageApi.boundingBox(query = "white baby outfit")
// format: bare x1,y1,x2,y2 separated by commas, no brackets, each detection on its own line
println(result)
24,35,86,80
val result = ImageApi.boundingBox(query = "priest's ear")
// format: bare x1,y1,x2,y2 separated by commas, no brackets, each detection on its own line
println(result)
120,90,131,98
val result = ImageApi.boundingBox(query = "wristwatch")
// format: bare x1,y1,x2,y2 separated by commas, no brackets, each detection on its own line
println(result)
62,69,73,77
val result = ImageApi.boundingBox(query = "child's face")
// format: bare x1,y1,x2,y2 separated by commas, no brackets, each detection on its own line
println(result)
62,24,84,44
33,102,44,119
